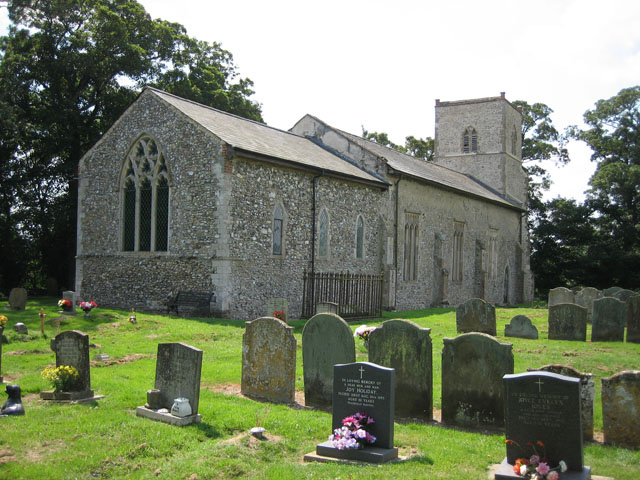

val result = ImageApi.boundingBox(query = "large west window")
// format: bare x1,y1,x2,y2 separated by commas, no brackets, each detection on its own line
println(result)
121,136,170,252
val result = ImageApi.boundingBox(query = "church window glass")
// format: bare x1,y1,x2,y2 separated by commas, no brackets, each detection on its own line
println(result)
121,136,170,252
355,215,365,259
463,127,478,153
318,209,329,258
452,222,464,282
403,213,419,281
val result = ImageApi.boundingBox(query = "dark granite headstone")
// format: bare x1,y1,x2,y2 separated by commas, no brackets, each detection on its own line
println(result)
368,319,432,420
153,343,203,414
302,313,355,407
504,315,538,340
313,362,398,463
456,298,496,335
627,295,640,343
8,288,27,310
548,304,587,341
602,370,640,448
592,297,626,342
241,317,296,403
496,372,590,480
51,330,92,393
442,333,513,427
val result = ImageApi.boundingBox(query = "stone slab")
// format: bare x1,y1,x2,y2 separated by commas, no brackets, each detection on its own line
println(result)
154,342,203,414
51,330,92,392
504,315,538,340
40,391,104,404
548,304,587,341
548,287,575,307
592,297,626,342
313,440,398,464
602,370,640,448
8,288,27,310
456,298,496,335
136,406,201,426
493,459,592,480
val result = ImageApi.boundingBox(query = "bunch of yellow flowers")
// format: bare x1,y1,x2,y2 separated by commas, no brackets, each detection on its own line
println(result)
0,315,7,327
41,365,80,392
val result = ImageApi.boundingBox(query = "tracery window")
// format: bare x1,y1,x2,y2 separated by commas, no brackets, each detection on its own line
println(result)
121,136,170,252
463,127,478,153
318,208,329,258
403,213,419,281
452,222,465,282
355,215,365,259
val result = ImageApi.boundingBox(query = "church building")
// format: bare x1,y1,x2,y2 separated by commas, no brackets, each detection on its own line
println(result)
75,88,533,319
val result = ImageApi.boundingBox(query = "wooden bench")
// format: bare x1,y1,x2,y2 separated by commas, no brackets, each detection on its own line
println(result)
167,291,214,317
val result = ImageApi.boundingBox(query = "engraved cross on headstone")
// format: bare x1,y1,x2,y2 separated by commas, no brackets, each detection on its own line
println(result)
535,378,544,392
359,366,365,379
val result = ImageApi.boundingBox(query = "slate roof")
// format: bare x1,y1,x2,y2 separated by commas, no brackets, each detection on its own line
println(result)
147,88,387,187
308,116,523,210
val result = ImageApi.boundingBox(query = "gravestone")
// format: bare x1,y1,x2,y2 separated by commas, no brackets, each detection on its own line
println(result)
8,288,27,310
548,287,574,307
316,301,338,315
495,371,590,480
442,333,513,427
575,287,602,323
456,298,496,335
308,362,398,464
592,297,626,342
602,370,640,448
527,364,594,441
548,303,587,341
62,290,77,313
627,295,640,343
368,319,432,420
612,288,636,303
266,298,288,321
242,316,296,403
41,330,94,401
603,286,622,297
136,342,203,426
302,313,355,407
504,315,538,340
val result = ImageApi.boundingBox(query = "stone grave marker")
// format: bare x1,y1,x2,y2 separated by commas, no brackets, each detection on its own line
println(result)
62,290,77,313
8,288,27,310
548,303,587,341
504,315,538,340
242,316,296,403
575,287,602,323
368,319,432,420
13,323,28,335
302,313,355,407
136,342,203,426
602,370,640,448
603,286,622,297
456,298,496,335
612,288,636,303
592,296,626,342
494,371,590,480
527,364,594,441
307,361,398,464
266,298,288,321
442,333,513,427
548,287,574,307
627,295,640,343
41,330,95,401
316,301,338,314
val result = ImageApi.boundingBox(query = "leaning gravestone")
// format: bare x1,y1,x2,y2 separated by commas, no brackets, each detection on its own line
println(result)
627,295,640,343
40,330,96,401
548,303,587,341
8,288,27,310
602,370,640,448
548,287,575,307
592,296,626,342
442,333,513,427
456,298,496,335
575,287,602,323
306,362,398,464
527,364,595,441
136,342,203,426
302,313,355,407
504,315,538,340
368,319,432,420
494,371,591,480
242,317,296,404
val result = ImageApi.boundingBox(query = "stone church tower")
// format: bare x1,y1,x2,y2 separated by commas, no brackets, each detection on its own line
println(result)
434,93,527,208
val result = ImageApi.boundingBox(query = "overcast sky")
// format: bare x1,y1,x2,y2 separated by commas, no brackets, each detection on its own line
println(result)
2,1,639,201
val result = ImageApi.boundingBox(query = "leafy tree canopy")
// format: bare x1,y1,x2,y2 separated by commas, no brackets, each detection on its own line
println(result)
361,127,434,161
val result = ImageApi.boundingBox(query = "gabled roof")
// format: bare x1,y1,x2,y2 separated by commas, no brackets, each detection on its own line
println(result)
299,115,523,211
146,88,387,188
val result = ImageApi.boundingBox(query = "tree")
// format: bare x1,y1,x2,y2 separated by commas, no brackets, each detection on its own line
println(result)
361,128,434,161
0,0,262,292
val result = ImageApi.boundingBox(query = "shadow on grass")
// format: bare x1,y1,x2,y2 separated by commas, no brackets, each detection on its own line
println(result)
194,421,223,439
403,454,435,465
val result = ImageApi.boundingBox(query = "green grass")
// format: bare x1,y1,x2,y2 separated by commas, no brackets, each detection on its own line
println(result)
0,298,638,479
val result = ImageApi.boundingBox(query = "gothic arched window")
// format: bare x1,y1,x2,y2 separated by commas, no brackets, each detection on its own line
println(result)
355,215,365,259
463,127,478,153
318,208,329,258
121,136,170,252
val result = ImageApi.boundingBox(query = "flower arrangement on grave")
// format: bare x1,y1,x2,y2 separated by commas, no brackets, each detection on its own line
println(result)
329,412,376,450
41,365,80,392
273,310,285,321
353,325,376,348
506,439,568,480
78,300,98,317
0,315,7,328
58,299,72,311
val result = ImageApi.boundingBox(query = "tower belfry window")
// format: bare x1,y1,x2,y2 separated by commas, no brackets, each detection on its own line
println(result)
463,127,478,153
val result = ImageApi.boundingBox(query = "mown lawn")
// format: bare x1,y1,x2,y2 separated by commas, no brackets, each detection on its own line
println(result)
0,298,638,479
